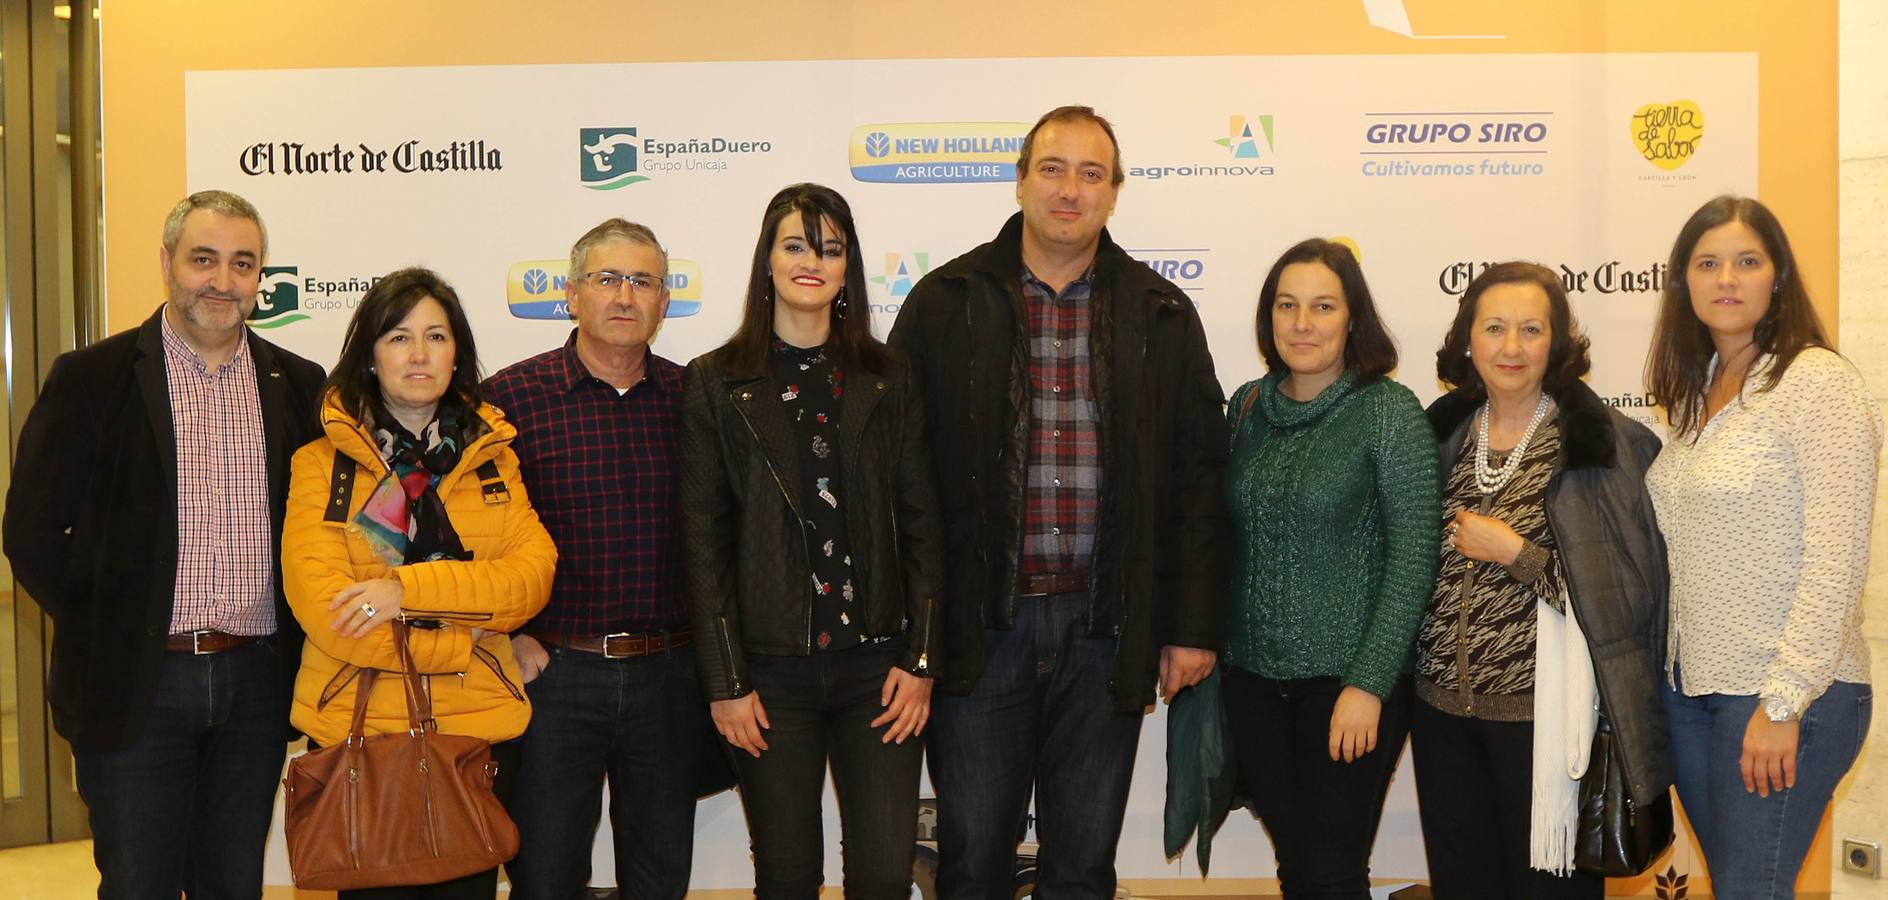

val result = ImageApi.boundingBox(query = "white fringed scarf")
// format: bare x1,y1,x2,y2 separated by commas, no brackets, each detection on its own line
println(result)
1530,581,1599,874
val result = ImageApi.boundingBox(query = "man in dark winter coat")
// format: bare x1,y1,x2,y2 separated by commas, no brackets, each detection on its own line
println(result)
889,105,1230,899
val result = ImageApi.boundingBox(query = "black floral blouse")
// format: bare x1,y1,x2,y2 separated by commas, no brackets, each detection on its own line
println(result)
770,338,862,653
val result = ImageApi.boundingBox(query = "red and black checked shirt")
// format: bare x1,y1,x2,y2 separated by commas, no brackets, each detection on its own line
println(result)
484,333,686,634
1019,267,1102,576
161,313,275,636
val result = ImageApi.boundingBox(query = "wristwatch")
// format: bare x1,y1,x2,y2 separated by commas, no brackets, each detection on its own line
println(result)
1761,695,1800,723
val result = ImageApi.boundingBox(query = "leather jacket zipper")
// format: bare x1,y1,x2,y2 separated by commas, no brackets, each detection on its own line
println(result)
473,644,524,700
732,389,818,653
716,614,743,695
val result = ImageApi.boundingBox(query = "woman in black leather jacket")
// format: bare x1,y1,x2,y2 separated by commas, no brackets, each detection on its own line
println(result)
679,183,943,899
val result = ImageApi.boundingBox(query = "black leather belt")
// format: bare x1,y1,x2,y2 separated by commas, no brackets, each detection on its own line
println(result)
529,628,692,659
1016,572,1090,597
166,630,261,654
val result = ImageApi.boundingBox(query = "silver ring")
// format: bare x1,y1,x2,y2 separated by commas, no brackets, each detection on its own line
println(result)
361,603,377,619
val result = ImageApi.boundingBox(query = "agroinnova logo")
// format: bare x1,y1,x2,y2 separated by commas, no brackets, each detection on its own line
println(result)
505,259,703,318
248,266,308,329
1128,115,1276,181
579,127,648,190
848,123,1030,184
870,252,934,298
1216,115,1274,158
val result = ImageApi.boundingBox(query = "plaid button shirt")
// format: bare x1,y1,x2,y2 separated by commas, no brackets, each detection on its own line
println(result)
1019,267,1102,575
161,313,275,635
484,332,687,634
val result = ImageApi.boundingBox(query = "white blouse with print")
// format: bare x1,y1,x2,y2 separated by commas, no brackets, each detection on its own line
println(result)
1647,347,1881,714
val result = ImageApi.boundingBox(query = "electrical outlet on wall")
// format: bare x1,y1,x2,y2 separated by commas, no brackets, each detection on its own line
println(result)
1842,838,1881,878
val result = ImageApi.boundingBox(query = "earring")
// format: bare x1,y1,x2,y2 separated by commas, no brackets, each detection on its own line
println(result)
368,365,377,373
1464,348,1472,358
835,288,848,318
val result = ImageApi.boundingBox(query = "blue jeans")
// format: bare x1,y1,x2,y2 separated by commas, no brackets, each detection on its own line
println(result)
1664,679,1872,900
72,639,289,900
505,644,716,900
732,640,924,900
928,591,1144,900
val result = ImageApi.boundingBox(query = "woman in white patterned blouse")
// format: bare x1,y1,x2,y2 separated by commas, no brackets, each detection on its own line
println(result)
1645,195,1879,899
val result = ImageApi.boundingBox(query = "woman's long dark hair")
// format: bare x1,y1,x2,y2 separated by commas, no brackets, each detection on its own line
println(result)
325,266,485,440
1254,238,1398,381
715,183,890,376
1645,195,1828,440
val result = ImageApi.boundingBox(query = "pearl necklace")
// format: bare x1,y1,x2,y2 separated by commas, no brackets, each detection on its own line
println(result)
1474,394,1552,496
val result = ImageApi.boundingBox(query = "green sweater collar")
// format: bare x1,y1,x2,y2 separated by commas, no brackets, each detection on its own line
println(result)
1258,369,1360,428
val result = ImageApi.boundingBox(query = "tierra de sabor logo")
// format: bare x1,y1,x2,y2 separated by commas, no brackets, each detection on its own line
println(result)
239,139,502,176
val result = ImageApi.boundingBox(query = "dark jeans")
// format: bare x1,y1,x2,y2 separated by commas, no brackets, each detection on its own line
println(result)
506,643,716,900
1222,667,1411,900
335,740,521,900
1409,699,1603,900
72,639,288,900
928,591,1144,900
732,639,924,900
1664,679,1872,900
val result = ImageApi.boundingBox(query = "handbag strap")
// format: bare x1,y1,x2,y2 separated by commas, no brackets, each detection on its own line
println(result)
1231,383,1261,436
344,621,440,738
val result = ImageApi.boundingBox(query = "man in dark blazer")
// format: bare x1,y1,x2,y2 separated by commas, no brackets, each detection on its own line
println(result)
3,190,325,898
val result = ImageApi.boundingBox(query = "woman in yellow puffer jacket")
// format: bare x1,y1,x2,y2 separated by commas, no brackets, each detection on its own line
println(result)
282,267,555,899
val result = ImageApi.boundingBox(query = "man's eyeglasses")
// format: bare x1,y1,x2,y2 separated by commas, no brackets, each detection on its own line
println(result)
578,270,665,296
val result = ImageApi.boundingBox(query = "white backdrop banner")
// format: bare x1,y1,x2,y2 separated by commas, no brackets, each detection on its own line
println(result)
186,52,1754,888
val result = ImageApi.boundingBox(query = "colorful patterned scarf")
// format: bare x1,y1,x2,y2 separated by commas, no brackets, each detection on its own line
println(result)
353,410,470,566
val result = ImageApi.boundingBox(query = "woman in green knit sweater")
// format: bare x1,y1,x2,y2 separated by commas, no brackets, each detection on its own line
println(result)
1221,239,1441,899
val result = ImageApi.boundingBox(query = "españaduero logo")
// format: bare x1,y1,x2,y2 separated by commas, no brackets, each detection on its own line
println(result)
506,259,703,319
579,127,648,190
248,267,308,328
848,123,1029,184
1631,100,1704,172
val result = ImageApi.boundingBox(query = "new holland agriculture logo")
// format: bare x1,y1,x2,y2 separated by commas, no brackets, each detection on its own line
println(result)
848,123,1030,184
248,266,309,329
505,259,703,319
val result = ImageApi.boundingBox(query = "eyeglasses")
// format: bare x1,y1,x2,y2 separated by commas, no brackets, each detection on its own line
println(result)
578,270,665,296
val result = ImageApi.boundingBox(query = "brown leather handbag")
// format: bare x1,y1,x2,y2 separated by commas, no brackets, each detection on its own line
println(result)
283,623,520,890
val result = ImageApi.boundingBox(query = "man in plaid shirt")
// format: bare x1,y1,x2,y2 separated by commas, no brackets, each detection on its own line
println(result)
4,191,326,897
486,219,720,899
890,106,1230,899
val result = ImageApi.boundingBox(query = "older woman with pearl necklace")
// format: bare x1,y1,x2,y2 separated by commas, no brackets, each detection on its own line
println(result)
1414,262,1673,899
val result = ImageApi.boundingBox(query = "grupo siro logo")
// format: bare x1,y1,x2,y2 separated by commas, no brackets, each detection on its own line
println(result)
505,259,703,319
239,139,501,176
248,266,308,329
580,125,773,189
579,127,648,190
1630,100,1703,180
1359,110,1552,178
1437,259,1668,296
848,123,1030,184
1126,248,1210,302
1127,116,1276,181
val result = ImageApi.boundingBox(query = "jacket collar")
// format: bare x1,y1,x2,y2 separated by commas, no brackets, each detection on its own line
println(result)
1427,377,1617,471
132,306,297,488
318,391,516,493
965,212,1128,287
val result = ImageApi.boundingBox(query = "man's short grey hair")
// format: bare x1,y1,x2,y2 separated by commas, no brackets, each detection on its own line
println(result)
569,218,668,279
162,190,268,260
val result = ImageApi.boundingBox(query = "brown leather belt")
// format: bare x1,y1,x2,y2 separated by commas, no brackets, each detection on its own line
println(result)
530,628,692,659
166,630,262,655
1016,571,1090,597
